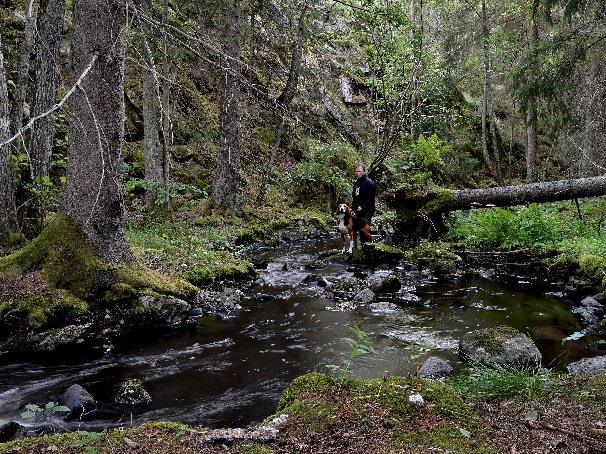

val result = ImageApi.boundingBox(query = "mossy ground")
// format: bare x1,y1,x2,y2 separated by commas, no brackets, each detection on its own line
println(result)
4,371,606,453
126,206,331,285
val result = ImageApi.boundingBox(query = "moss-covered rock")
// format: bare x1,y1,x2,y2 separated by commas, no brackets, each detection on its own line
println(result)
405,240,462,274
459,326,542,367
182,258,256,286
0,214,198,354
351,242,405,266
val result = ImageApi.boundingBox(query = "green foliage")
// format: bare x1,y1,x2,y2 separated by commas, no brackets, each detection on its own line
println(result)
293,140,362,201
124,178,207,212
446,200,606,281
72,431,102,454
326,324,375,379
450,363,551,401
446,204,561,250
20,402,71,421
386,134,452,191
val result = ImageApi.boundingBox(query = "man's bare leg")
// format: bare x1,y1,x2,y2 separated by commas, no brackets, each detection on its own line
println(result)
359,223,372,243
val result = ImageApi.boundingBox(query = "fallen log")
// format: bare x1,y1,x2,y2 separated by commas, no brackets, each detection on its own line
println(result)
387,175,606,240
392,175,606,214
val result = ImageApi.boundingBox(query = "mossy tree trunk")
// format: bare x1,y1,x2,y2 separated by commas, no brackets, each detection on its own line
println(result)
0,35,19,239
29,0,66,225
63,0,131,263
392,176,606,216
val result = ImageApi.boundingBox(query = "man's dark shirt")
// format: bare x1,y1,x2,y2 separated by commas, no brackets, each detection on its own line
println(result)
352,174,376,222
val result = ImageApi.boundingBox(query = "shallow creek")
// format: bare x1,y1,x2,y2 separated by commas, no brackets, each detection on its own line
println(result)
0,235,595,431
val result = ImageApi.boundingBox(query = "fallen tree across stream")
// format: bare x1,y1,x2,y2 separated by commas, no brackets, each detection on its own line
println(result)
392,175,606,214
388,175,606,239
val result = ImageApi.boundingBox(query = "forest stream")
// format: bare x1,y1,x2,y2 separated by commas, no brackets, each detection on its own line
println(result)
0,234,594,433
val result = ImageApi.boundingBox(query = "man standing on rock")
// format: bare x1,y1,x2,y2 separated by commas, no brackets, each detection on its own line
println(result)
352,164,376,244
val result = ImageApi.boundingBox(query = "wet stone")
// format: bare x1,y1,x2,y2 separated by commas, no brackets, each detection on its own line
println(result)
567,356,606,374
418,356,454,381
305,259,328,270
367,302,399,313
203,426,278,444
459,326,542,367
0,422,22,443
60,384,96,416
353,288,375,304
370,274,401,293
587,340,606,353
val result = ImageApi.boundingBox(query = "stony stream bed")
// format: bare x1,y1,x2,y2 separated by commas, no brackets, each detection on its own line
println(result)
0,235,598,433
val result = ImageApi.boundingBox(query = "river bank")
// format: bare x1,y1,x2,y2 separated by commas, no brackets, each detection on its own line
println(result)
2,370,606,453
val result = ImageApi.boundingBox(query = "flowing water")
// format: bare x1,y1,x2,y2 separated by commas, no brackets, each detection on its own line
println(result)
0,235,596,432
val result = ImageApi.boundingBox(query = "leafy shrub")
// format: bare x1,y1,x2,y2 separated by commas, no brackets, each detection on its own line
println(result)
293,140,362,202
386,134,451,190
124,178,207,211
445,199,606,281
446,204,564,250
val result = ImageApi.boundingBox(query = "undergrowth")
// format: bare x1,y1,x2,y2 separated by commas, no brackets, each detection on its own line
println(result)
446,199,606,281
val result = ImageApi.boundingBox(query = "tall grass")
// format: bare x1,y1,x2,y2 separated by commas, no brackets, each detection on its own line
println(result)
450,363,551,400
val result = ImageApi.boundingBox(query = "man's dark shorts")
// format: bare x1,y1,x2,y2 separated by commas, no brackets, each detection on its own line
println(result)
353,214,371,231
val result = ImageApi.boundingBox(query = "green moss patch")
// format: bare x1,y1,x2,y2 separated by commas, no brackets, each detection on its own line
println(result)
404,240,461,272
0,291,88,334
275,373,490,452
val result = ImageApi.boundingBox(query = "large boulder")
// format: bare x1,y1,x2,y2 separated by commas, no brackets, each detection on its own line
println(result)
370,274,401,294
138,295,191,327
458,326,542,367
566,356,606,374
418,356,454,381
114,379,152,406
60,384,96,416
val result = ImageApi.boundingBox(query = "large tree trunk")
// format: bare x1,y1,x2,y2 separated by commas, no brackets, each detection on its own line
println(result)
28,0,66,224
160,0,171,208
481,0,498,181
213,0,242,211
10,0,36,139
0,36,19,238
63,0,131,263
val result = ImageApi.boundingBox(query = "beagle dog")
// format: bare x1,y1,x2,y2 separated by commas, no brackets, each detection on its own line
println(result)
336,203,357,253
